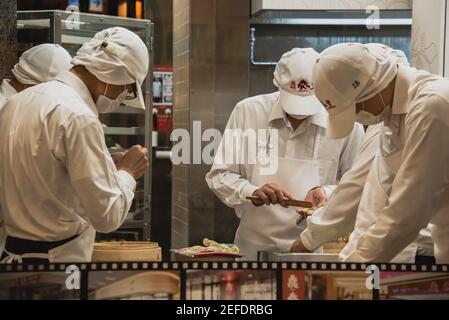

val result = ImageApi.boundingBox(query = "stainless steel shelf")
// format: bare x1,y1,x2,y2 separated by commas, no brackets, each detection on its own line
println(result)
121,220,146,229
103,127,145,136
258,252,340,262
251,10,412,26
111,104,146,114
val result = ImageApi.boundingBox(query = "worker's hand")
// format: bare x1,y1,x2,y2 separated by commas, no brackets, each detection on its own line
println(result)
117,145,149,180
296,208,314,225
111,152,125,166
251,182,294,208
305,187,327,208
290,237,312,253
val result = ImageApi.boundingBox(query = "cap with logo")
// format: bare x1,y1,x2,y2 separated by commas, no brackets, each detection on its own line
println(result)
72,26,149,110
312,43,398,139
365,43,409,66
273,48,323,116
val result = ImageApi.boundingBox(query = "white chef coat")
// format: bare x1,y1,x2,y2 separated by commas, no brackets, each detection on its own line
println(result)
0,71,136,247
0,79,17,110
0,79,18,254
206,91,364,210
300,124,381,249
300,122,434,262
347,65,449,264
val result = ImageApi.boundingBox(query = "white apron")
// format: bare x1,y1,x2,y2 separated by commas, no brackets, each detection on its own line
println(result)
1,225,96,263
234,128,334,260
341,122,418,263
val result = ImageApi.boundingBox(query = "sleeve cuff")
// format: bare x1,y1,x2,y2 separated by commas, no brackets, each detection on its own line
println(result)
116,170,137,192
300,227,321,252
241,183,260,199
299,207,327,252
321,185,337,198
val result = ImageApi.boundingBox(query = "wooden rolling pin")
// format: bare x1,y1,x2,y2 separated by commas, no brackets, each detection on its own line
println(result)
246,196,313,208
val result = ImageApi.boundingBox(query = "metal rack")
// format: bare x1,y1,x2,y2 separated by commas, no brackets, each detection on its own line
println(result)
16,10,154,241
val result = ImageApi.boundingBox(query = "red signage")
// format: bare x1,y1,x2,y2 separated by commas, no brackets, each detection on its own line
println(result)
282,271,305,300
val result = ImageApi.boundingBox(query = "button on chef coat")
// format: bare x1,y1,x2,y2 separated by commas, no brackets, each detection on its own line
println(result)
206,91,365,208
0,70,136,242
347,65,449,263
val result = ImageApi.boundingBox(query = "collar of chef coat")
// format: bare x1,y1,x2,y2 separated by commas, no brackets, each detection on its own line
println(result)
54,70,98,117
391,64,415,115
268,93,328,130
384,64,415,129
0,79,18,99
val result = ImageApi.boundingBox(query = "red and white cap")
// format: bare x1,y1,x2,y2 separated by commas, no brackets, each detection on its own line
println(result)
312,43,398,139
273,48,322,116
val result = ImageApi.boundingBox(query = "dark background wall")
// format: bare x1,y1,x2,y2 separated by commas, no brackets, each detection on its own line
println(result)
145,0,174,259
145,0,173,67
172,0,250,248
0,0,18,81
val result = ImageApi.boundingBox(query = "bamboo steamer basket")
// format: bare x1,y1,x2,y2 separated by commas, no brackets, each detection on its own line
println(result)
92,241,162,262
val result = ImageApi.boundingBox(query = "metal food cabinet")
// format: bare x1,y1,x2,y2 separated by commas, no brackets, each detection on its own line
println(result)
16,10,154,241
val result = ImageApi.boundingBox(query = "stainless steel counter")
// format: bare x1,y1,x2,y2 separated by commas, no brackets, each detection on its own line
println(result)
258,252,340,262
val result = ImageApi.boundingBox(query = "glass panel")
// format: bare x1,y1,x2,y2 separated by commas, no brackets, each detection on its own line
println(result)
58,14,147,55
17,18,52,46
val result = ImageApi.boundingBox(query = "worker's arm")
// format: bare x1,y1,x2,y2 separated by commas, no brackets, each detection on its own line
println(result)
205,103,259,208
296,125,381,252
349,96,449,262
63,114,136,233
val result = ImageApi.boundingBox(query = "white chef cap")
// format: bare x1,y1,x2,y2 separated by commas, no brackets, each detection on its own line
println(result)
313,42,399,139
272,48,323,116
11,44,72,85
365,43,409,66
354,43,399,103
71,26,149,110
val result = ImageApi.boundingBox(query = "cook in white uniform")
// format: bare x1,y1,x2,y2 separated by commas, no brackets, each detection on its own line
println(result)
0,43,72,108
309,43,449,263
0,27,150,263
291,44,434,263
0,44,72,256
206,48,364,260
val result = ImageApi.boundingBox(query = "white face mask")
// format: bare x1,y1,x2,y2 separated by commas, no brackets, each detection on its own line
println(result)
289,114,310,120
96,83,128,113
355,93,392,125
